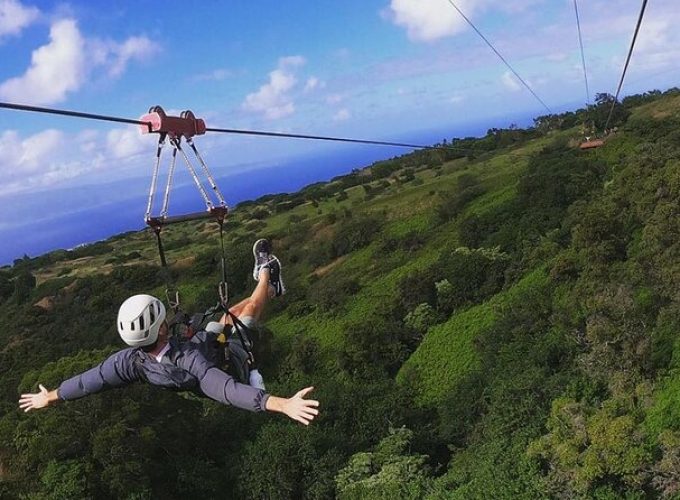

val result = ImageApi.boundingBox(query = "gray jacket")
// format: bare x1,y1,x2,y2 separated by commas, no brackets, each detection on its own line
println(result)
58,331,269,412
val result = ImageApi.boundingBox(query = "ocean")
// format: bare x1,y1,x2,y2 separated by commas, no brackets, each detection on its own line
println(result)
0,144,418,265
0,117,531,266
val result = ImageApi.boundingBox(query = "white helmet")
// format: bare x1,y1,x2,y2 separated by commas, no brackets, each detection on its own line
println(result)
117,294,166,347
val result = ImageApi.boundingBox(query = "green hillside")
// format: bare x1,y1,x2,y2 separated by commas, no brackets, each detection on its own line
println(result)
1,88,680,498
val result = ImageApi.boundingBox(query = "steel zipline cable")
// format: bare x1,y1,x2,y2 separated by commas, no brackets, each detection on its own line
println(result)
445,0,552,115
573,0,590,105
0,101,149,128
204,126,438,149
0,101,467,152
603,0,649,131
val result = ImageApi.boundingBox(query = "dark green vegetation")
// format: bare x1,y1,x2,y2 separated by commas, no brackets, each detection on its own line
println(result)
1,89,680,498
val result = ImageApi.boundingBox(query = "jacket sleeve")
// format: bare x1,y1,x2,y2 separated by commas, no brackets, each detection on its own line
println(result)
58,348,141,401
199,367,269,413
173,344,269,413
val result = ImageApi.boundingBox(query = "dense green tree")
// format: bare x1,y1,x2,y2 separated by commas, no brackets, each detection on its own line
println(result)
336,428,433,499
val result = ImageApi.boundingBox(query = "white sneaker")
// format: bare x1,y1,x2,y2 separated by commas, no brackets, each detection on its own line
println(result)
252,238,273,281
266,256,286,297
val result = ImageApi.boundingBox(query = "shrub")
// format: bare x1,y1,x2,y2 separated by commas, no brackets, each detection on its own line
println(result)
329,215,383,258
403,303,440,336
435,246,509,313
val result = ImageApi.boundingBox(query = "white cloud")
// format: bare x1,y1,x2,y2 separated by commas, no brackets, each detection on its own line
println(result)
0,19,85,104
87,34,160,79
76,129,99,154
304,76,325,92
0,128,66,194
105,36,159,78
0,125,157,196
0,0,39,40
20,129,63,171
0,129,56,171
107,127,155,159
0,18,159,104
636,19,669,53
449,94,465,104
333,108,351,121
386,0,479,42
242,55,306,120
501,71,522,91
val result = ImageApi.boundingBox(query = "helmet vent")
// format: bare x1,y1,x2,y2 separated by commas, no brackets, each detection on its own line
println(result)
139,315,145,329
130,322,135,331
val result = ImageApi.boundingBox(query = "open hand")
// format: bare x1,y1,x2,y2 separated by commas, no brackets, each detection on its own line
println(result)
19,384,55,412
280,387,319,425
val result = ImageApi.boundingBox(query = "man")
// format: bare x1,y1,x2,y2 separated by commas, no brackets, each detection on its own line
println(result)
18,239,319,426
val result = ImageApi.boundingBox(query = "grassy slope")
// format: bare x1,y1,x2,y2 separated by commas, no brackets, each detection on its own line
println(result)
27,131,554,373
397,267,549,407
263,140,558,405
22,119,573,391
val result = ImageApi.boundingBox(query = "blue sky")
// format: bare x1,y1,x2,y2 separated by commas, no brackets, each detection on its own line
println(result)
0,0,679,260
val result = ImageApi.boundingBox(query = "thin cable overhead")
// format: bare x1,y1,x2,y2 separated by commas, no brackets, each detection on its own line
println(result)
0,101,464,151
445,0,552,114
0,101,150,128
206,126,438,149
604,0,649,131
573,0,590,105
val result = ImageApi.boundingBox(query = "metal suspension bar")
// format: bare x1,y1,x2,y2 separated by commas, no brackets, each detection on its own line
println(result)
187,138,227,207
147,210,220,226
161,146,178,218
145,134,166,222
171,137,214,210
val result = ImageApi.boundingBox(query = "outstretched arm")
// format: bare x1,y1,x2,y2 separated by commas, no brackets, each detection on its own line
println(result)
265,387,320,426
18,349,140,413
19,384,60,412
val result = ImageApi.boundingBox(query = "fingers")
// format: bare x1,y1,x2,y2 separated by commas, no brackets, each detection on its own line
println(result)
19,397,34,412
300,413,316,422
296,386,314,399
285,387,320,425
301,407,319,416
39,384,47,393
293,414,311,426
294,404,319,424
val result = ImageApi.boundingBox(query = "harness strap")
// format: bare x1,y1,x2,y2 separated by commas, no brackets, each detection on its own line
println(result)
217,217,229,305
213,215,255,365
149,222,181,314
152,225,167,268
227,311,256,365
